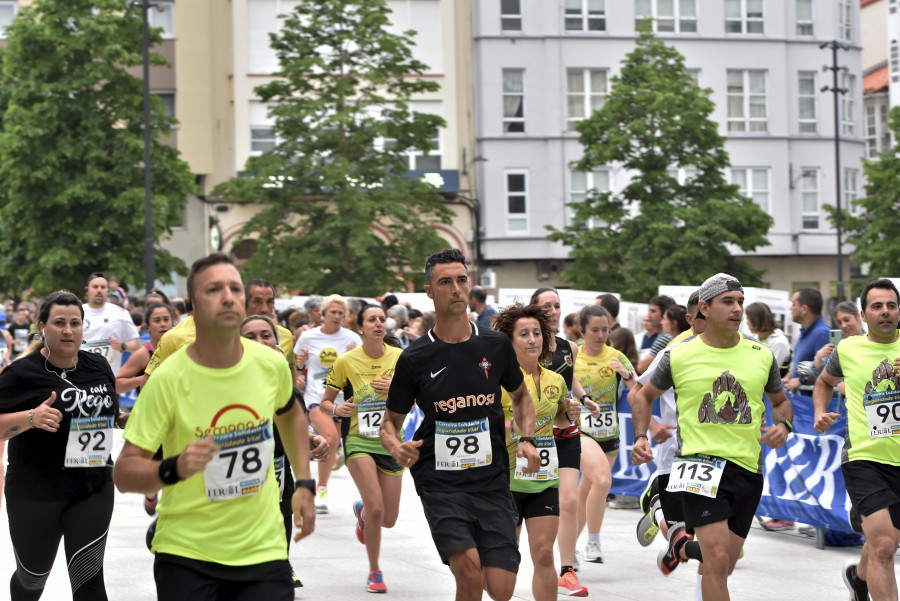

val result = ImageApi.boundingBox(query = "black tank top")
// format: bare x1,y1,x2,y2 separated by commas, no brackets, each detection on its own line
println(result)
542,335,574,389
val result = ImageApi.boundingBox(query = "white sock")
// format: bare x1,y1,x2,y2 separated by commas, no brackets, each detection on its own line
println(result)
653,506,665,526
695,573,703,601
588,532,600,543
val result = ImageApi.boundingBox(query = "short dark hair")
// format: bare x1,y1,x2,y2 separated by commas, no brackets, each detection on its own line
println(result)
795,287,823,316
245,278,276,309
187,253,236,302
38,291,84,325
491,302,553,364
579,304,610,331
649,295,676,314
469,286,487,303
860,278,900,312
424,248,467,285
530,287,558,306
172,300,187,315
597,294,619,318
686,290,700,318
85,272,107,287
381,294,399,309
145,301,176,325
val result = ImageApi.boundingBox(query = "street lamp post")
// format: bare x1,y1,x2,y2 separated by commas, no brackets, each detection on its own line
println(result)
820,40,851,303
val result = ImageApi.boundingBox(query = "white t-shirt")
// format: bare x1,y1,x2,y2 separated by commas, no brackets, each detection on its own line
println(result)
637,347,677,475
294,327,361,407
761,328,791,368
81,303,141,376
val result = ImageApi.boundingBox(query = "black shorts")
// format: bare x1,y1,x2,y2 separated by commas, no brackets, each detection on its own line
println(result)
419,488,520,573
581,434,620,454
842,460,900,530
346,450,404,476
680,461,762,539
511,486,560,526
154,554,293,601
657,473,685,526
556,435,581,470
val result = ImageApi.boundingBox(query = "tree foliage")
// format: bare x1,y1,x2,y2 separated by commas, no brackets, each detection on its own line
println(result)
830,106,900,277
0,0,196,297
548,31,772,301
213,0,452,296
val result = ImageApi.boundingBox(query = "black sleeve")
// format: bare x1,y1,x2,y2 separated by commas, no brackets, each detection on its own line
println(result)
386,351,416,415
499,337,525,392
0,361,25,412
649,351,675,391
764,355,785,394
276,393,297,416
825,347,843,378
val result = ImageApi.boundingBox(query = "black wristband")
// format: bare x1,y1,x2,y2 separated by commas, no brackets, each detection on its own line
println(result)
633,433,649,444
158,455,182,486
295,478,316,492
580,394,591,405
517,436,536,446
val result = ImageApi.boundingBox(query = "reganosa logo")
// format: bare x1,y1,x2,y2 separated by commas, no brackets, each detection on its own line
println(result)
195,404,270,437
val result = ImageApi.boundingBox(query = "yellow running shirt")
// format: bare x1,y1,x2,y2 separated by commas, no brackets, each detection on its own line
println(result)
575,344,634,444
827,333,900,466
501,366,567,493
123,339,293,565
325,344,403,456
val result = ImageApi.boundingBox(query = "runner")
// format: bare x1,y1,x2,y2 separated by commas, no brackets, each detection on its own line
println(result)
0,291,119,601
494,302,573,601
116,302,175,395
575,304,636,564
529,287,597,597
381,248,539,601
632,273,793,601
81,273,141,376
244,278,296,369
813,278,900,601
294,294,361,514
320,304,403,593
113,254,315,601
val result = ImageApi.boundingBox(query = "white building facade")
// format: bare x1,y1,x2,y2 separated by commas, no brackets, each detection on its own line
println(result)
472,0,866,297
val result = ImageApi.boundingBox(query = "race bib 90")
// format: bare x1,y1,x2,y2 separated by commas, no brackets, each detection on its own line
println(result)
864,389,900,438
435,418,491,471
204,423,274,502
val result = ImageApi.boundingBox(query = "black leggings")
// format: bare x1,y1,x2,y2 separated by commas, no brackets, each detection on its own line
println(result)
7,480,114,601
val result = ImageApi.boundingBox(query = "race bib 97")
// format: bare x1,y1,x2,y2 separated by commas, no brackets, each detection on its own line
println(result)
435,418,491,471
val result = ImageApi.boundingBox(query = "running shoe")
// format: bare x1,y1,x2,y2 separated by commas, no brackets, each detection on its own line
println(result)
354,500,366,544
607,495,639,509
657,522,691,576
640,474,659,513
315,485,329,514
291,569,303,588
759,518,794,531
584,540,603,563
849,506,863,534
367,569,387,593
842,561,869,601
636,498,661,547
573,549,582,572
143,493,158,516
558,567,588,597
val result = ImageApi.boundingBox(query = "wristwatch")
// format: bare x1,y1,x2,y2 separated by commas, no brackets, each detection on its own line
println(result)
517,436,537,447
779,419,793,433
294,478,316,492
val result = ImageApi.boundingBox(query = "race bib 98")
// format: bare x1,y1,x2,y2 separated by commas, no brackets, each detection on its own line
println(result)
435,418,491,471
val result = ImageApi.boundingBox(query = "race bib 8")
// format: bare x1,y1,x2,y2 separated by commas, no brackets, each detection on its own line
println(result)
65,415,113,467
864,389,900,438
580,402,616,439
667,454,726,498
435,418,491,471
204,423,274,502
514,435,559,481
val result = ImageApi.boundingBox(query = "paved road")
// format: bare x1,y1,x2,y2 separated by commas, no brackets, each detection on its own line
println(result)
1,453,896,600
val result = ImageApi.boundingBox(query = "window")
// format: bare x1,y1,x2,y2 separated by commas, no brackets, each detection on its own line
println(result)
386,127,442,170
148,1,175,39
153,92,175,118
865,100,892,158
567,69,608,127
251,127,277,154
727,70,767,133
570,169,610,228
565,0,605,32
731,168,770,213
503,69,525,133
891,40,899,84
841,72,855,136
796,0,813,35
686,69,701,85
635,0,697,33
801,168,819,229
838,0,852,42
0,2,15,38
725,0,764,34
501,0,521,31
844,168,859,214
798,71,817,134
506,171,528,232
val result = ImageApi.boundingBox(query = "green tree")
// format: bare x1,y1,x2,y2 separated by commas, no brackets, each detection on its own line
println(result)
830,106,900,277
548,31,772,301
0,0,196,297
213,0,451,296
